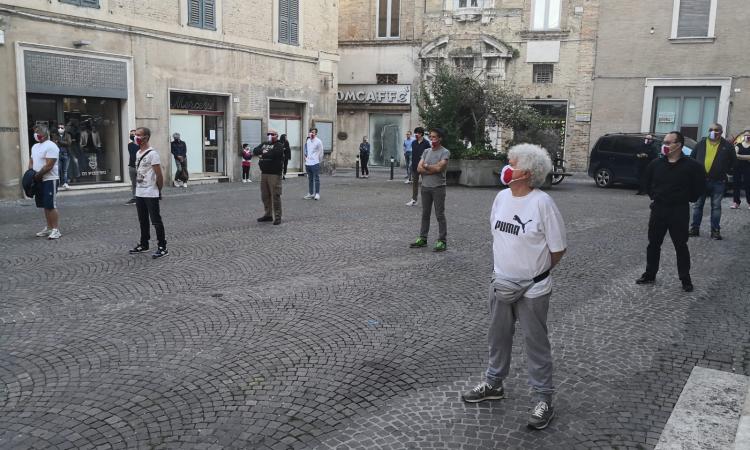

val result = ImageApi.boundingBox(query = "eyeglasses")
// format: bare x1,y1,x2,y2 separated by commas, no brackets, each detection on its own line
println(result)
709,128,722,132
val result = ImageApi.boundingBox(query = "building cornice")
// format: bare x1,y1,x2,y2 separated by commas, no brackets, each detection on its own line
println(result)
0,4,332,64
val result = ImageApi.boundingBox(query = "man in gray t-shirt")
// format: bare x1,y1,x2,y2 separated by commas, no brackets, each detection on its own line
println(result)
409,128,450,252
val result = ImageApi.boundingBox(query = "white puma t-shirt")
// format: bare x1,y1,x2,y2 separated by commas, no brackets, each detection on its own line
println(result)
490,188,567,298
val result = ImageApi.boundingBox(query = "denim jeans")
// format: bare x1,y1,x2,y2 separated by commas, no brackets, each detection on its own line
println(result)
58,151,69,184
306,163,321,195
404,152,412,179
691,180,725,231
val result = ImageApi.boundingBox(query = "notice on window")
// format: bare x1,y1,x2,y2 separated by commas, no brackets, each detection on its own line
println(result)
209,130,216,140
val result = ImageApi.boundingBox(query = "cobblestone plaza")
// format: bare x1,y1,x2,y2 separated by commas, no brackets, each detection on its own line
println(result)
1,173,749,449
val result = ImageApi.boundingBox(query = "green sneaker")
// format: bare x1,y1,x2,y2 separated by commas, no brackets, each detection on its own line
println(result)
433,240,447,252
409,237,427,248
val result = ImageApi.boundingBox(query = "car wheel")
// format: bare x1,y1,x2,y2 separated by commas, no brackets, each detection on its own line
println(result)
594,168,612,188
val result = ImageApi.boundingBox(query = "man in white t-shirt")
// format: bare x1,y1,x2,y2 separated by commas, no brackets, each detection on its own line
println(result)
303,127,324,200
129,127,168,258
462,144,567,431
29,124,62,240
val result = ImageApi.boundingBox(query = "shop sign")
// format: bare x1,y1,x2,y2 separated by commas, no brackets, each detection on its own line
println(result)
170,93,218,111
337,85,411,105
657,112,675,123
574,111,591,122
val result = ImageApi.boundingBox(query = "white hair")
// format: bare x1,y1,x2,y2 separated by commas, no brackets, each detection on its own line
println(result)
507,143,553,188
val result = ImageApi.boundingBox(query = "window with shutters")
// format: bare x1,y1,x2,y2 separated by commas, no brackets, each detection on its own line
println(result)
531,0,561,31
377,0,400,38
671,0,716,39
59,0,100,8
188,0,216,31
532,64,554,84
278,0,300,46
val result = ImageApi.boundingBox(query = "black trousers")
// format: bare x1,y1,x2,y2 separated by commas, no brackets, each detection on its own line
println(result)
136,197,166,248
645,203,690,280
361,153,369,175
242,165,250,180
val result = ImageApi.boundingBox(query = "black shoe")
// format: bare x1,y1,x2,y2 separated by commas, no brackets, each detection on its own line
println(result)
635,274,655,285
710,229,722,240
257,216,273,222
635,191,646,195
682,280,694,292
528,401,555,430
688,228,699,237
125,198,137,205
273,218,281,225
129,244,149,254
461,382,505,403
152,247,169,259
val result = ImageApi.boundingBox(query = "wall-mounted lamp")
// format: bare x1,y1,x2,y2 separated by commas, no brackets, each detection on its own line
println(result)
650,27,655,34
73,40,91,48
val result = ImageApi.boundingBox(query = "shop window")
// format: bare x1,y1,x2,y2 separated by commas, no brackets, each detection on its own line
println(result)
26,95,123,186
377,0,400,38
533,64,554,83
188,0,216,31
531,0,561,30
459,0,479,7
672,0,715,38
59,0,100,8
376,74,398,85
278,0,299,45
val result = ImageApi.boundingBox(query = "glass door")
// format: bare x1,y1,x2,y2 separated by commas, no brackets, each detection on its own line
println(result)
170,114,203,174
652,87,719,141
369,114,401,166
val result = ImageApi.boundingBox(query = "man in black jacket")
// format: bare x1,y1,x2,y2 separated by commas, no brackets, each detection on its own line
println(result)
689,123,736,240
637,131,704,292
253,129,285,225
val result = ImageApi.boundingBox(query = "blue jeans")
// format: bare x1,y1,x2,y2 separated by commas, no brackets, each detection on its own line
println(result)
404,152,412,178
58,151,69,184
306,163,320,195
691,180,725,231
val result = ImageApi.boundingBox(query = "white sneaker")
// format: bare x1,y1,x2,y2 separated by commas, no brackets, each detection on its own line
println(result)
314,193,320,200
35,227,52,237
173,181,181,187
47,229,62,240
304,194,314,199
62,183,70,190
404,179,412,184
242,179,247,183
248,179,252,183
182,182,188,188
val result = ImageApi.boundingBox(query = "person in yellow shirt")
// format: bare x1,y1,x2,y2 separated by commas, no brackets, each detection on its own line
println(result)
688,123,737,240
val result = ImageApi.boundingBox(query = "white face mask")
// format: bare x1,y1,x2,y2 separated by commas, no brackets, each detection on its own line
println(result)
58,128,65,134
744,135,750,142
709,130,719,140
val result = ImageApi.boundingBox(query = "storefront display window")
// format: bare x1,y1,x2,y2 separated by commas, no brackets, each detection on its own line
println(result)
26,94,122,185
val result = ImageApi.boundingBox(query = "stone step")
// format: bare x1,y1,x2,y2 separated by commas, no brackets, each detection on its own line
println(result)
655,366,748,450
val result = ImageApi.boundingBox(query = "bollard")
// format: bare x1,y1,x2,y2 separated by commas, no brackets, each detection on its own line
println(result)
390,157,395,180
355,156,360,179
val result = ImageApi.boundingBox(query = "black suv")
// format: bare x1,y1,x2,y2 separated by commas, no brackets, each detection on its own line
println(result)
588,133,697,188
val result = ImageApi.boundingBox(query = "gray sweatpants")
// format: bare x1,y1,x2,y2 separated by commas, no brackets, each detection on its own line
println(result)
419,185,446,241
486,286,554,403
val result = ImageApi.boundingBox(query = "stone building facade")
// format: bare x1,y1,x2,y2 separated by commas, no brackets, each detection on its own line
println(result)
0,0,338,200
591,0,750,147
337,0,599,170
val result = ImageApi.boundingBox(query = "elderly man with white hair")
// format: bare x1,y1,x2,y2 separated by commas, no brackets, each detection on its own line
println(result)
462,143,567,430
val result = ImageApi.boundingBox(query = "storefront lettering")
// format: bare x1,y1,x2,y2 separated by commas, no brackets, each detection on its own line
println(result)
0,127,19,133
337,85,411,105
170,93,218,111
80,170,109,176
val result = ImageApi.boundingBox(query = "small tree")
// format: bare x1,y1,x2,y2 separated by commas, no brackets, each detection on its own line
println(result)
417,66,543,159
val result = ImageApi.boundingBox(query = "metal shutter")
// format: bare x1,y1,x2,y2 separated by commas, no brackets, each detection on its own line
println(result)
279,0,290,44
677,0,711,37
240,119,263,151
203,0,216,30
188,0,202,27
81,0,100,7
289,0,299,45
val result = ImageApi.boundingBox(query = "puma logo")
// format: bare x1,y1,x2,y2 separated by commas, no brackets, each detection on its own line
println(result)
513,215,533,233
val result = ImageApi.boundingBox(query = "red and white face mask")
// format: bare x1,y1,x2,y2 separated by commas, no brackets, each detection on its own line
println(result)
500,165,516,185
134,135,144,146
34,133,43,143
661,144,671,156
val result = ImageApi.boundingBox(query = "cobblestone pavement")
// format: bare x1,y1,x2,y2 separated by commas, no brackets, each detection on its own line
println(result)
1,170,749,449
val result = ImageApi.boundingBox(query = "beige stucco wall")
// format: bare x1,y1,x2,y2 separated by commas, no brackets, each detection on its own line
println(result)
0,1,338,199
591,0,750,160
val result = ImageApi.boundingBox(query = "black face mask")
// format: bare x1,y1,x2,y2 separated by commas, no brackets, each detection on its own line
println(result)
129,134,135,141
